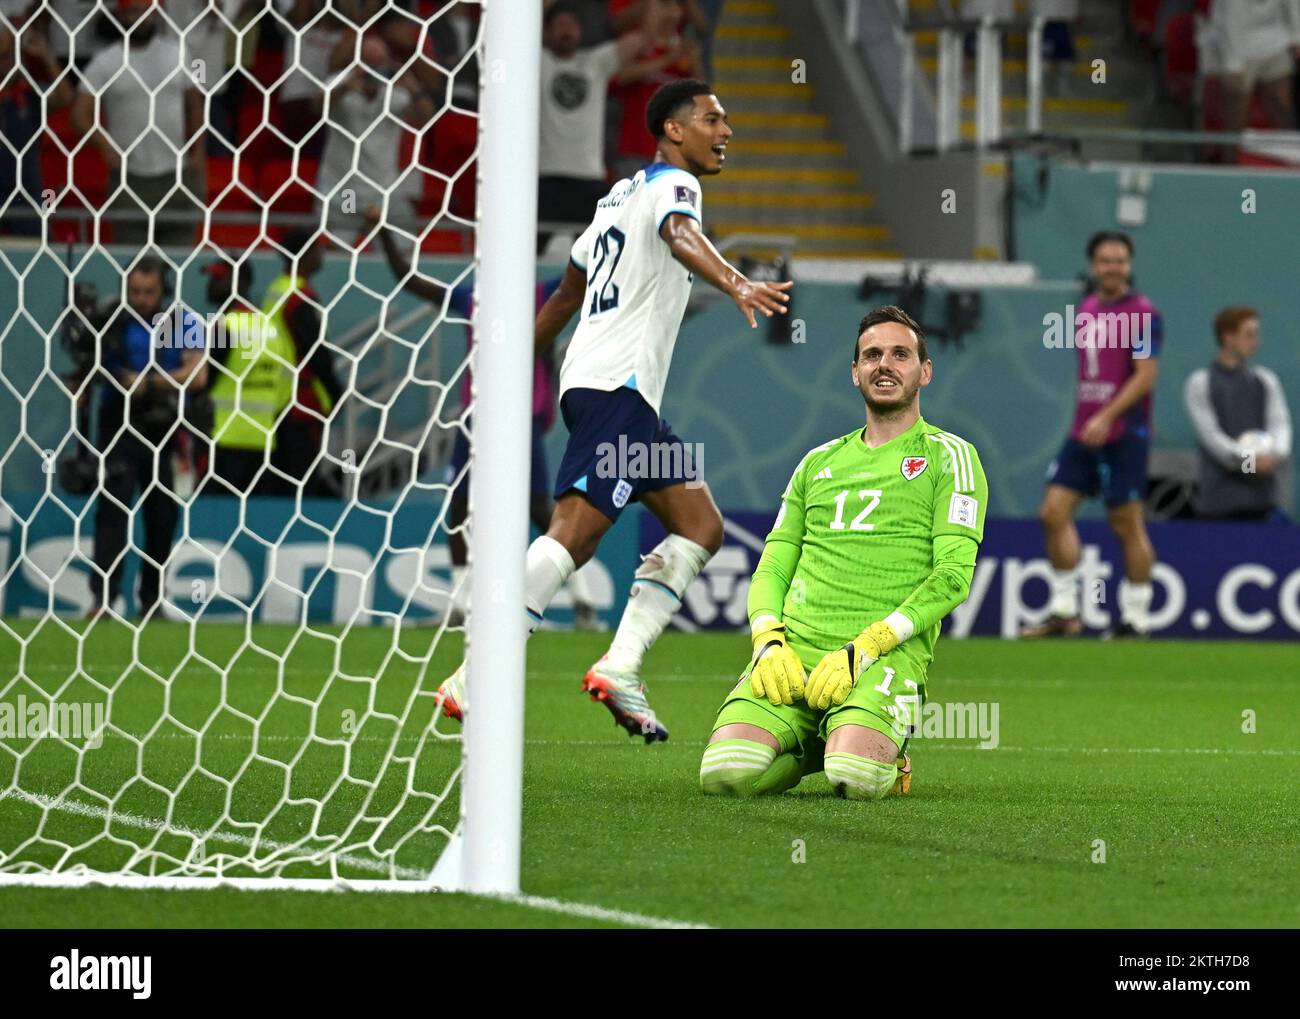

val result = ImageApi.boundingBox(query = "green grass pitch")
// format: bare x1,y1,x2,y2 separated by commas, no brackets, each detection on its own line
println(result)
1,619,1297,928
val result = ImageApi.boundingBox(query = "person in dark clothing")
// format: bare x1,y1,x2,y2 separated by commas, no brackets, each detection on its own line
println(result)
0,19,74,235
262,229,344,495
1184,306,1293,522
89,255,208,620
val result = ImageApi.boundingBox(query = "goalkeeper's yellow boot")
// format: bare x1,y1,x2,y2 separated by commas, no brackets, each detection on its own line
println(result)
435,664,466,722
581,656,669,744
892,753,912,796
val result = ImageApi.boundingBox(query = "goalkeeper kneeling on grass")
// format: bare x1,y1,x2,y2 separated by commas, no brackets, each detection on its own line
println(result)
701,306,987,800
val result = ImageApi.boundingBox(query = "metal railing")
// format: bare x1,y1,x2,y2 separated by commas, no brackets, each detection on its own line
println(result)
840,0,1047,153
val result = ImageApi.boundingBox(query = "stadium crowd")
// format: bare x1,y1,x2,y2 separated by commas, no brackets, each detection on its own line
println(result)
1138,0,1300,142
0,0,721,246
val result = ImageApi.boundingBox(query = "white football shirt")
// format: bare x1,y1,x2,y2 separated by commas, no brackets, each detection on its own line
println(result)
560,162,702,417
81,34,198,177
538,41,620,180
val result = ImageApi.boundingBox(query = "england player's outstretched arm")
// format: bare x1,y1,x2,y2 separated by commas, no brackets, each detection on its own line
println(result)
534,260,587,356
659,213,792,329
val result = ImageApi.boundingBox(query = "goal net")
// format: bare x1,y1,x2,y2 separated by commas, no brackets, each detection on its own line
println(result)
0,0,533,892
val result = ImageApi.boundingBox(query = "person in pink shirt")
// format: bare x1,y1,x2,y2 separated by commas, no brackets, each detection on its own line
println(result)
1024,231,1162,639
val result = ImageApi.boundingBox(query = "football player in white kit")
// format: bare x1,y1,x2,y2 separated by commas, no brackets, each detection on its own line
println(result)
437,79,792,742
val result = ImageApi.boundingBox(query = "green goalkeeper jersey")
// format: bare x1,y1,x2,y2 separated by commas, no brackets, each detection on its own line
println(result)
748,416,988,671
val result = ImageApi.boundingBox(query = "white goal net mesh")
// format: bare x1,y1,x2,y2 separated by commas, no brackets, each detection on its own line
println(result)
0,0,484,885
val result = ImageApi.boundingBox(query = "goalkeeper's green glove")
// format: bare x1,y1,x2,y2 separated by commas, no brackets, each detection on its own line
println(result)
748,620,806,706
804,620,903,711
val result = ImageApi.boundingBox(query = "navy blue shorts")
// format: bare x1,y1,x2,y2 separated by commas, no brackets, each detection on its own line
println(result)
554,387,697,522
447,414,550,501
1047,432,1149,506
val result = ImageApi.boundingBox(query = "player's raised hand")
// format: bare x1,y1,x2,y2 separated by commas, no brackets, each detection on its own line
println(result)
731,279,792,329
748,621,806,705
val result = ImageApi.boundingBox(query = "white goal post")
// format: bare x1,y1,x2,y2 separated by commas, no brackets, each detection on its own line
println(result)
458,0,537,896
0,0,536,895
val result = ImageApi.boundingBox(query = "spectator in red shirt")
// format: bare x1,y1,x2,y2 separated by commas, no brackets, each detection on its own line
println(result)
607,0,704,180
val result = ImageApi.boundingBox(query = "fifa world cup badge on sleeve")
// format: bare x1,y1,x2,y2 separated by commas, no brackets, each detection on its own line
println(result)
948,493,978,527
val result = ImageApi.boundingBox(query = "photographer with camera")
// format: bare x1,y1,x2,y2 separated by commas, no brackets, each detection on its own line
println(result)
87,254,208,621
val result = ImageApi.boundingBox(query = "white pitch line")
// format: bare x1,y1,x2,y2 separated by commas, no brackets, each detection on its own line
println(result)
484,893,711,930
0,793,712,928
0,869,712,928
0,789,429,880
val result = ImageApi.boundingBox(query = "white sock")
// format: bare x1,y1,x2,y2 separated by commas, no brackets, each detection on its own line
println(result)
1049,566,1080,618
1119,579,1153,632
604,534,712,674
525,535,575,636
567,560,596,609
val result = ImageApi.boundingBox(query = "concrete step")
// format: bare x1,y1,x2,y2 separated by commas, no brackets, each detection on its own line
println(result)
718,94,825,117
709,0,894,261
719,0,780,20
727,111,831,138
725,137,845,157
706,192,878,221
719,153,854,175
708,219,891,242
712,54,802,84
710,79,816,101
706,166,862,190
715,22,789,42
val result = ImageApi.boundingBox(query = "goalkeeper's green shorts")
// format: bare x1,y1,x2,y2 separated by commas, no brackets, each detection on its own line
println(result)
712,644,929,763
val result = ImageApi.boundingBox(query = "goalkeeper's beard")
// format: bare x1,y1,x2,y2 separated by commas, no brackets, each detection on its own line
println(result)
860,378,921,419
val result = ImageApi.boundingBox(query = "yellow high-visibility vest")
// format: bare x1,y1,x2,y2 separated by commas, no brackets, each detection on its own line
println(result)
209,310,295,451
262,274,333,414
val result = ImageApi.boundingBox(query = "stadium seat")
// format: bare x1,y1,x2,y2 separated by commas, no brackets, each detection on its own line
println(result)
434,110,479,219
40,107,110,243
257,158,315,213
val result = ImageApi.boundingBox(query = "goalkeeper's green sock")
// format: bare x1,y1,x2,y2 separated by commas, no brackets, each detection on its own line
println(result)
824,751,897,800
699,739,803,797
751,751,805,796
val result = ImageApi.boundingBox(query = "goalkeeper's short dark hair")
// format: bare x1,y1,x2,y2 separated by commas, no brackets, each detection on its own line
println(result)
646,79,714,140
854,306,928,363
